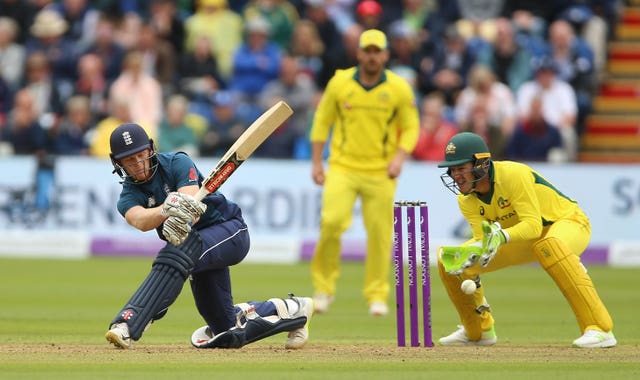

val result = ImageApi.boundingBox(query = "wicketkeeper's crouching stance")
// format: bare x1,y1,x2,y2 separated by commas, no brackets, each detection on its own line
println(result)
435,132,616,348
104,123,313,349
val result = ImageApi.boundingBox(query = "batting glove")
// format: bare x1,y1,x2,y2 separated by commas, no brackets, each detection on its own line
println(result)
480,221,509,267
162,216,192,246
161,192,207,222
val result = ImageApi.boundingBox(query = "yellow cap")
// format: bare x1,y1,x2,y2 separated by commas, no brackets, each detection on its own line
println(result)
199,0,227,8
359,29,387,50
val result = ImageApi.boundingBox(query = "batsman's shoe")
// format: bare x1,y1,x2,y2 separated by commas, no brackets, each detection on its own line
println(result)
368,301,388,317
285,296,314,349
105,322,132,349
313,293,334,314
191,325,214,348
572,330,617,348
439,325,497,346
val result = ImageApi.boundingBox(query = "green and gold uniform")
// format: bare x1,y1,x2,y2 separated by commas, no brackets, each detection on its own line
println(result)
310,67,419,305
440,161,613,340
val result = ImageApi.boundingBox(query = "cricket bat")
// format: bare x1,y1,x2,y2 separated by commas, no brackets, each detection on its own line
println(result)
194,100,293,201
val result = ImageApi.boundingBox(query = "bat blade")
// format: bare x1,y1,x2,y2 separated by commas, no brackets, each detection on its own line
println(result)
194,100,293,201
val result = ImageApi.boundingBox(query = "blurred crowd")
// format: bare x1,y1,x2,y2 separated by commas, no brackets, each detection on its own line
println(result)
0,0,622,165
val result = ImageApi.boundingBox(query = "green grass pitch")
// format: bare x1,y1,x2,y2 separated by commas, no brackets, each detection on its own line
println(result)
0,257,639,379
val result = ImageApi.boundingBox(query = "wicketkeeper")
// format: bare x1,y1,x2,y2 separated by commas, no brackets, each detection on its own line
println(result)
436,132,616,348
104,123,313,349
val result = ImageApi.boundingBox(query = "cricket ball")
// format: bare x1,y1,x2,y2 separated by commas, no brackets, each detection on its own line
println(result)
461,279,477,295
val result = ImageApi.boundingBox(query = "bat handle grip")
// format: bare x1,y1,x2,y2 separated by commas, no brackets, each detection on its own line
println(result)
194,186,209,202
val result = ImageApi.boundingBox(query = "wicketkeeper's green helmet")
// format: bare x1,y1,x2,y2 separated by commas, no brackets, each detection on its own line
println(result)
437,132,491,168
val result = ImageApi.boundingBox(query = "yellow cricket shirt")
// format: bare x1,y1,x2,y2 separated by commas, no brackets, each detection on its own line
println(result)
459,161,583,242
310,67,419,172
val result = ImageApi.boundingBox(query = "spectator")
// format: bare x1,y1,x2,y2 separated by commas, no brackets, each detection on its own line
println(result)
476,17,533,93
73,53,109,121
22,52,65,129
148,0,186,55
454,64,517,155
229,16,282,121
89,96,134,158
134,21,176,96
418,24,476,105
548,19,595,137
25,9,78,96
257,54,318,158
242,0,300,50
506,95,563,161
289,19,325,85
0,0,38,44
387,20,422,80
50,94,93,155
3,88,54,218
320,23,363,86
113,11,142,50
461,96,506,158
177,34,225,104
412,92,459,161
401,0,441,35
157,94,199,156
0,16,26,91
53,0,100,52
4,88,47,154
184,0,244,79
302,0,342,87
109,50,163,137
200,91,247,157
516,58,578,162
355,0,384,30
453,0,504,48
82,15,126,83
506,7,550,58
558,3,608,83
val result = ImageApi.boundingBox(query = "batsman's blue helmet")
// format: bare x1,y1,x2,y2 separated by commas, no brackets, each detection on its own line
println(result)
109,123,158,183
110,123,152,160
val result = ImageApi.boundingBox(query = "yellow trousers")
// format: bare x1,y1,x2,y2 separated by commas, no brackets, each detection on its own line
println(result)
311,165,397,304
438,209,613,339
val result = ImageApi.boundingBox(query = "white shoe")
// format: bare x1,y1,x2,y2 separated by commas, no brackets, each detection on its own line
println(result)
105,322,132,349
313,293,334,314
191,325,214,348
285,296,314,349
439,325,497,346
572,330,617,348
368,301,388,316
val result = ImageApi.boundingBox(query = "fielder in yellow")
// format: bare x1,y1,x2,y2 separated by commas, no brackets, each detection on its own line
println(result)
436,132,616,348
309,29,419,316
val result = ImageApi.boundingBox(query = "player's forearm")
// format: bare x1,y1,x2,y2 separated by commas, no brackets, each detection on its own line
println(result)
311,141,325,166
125,205,166,232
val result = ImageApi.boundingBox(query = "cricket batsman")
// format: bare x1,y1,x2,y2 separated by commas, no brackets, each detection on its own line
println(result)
104,123,313,349
436,132,616,348
309,29,419,316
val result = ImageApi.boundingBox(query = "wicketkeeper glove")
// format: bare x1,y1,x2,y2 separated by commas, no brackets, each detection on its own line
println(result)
161,192,207,222
440,245,483,275
162,216,192,246
480,221,509,267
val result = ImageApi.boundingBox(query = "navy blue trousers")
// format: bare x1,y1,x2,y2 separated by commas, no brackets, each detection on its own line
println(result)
190,218,276,334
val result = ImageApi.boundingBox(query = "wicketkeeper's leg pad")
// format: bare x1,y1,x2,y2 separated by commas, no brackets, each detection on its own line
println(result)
533,237,613,333
110,232,202,340
438,258,493,341
192,298,307,349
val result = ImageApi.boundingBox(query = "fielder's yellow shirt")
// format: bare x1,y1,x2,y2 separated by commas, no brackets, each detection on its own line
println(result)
459,161,582,243
310,67,419,172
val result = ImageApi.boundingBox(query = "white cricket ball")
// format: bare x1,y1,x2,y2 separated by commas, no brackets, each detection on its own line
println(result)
460,279,477,295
